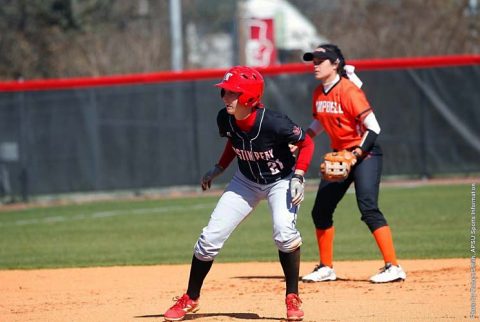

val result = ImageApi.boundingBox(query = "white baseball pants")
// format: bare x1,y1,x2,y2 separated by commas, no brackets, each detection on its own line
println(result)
194,170,302,261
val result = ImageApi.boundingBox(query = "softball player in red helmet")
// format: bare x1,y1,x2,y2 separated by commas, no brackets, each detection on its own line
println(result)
301,44,406,283
163,66,314,321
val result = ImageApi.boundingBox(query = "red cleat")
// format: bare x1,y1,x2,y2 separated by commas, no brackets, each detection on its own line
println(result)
163,293,199,321
286,293,304,321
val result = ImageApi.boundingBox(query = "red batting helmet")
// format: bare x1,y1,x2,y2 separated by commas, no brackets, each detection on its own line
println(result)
215,66,264,108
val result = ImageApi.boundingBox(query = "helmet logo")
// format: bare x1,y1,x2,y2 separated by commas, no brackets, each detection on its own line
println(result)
223,72,234,81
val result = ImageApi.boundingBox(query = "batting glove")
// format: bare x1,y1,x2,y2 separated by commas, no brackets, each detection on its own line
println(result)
201,164,224,191
290,174,305,206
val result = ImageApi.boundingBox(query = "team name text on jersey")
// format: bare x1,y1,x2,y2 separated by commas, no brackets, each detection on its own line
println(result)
316,101,344,114
233,148,275,161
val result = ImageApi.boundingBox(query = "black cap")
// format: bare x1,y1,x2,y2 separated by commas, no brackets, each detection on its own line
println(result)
303,50,337,62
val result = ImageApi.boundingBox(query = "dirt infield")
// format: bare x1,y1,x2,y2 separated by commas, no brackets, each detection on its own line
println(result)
1,258,476,321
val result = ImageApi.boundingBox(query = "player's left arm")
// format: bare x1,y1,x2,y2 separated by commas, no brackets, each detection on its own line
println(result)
280,116,315,205
290,137,314,206
280,117,315,175
293,135,314,175
290,119,322,154
343,86,381,158
352,112,381,158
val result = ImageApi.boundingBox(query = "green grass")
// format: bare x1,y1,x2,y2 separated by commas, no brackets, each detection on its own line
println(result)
0,184,473,269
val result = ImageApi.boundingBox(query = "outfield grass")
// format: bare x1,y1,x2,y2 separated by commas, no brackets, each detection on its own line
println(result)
0,184,472,269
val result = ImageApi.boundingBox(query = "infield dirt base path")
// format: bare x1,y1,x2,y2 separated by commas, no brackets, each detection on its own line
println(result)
0,258,476,322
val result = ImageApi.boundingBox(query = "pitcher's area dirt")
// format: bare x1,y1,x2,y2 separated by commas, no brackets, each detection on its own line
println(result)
1,258,476,321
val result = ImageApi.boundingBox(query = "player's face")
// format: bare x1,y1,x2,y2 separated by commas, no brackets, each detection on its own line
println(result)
313,58,338,83
222,89,241,115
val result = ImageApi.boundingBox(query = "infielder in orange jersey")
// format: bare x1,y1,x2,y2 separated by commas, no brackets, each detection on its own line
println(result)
300,44,406,283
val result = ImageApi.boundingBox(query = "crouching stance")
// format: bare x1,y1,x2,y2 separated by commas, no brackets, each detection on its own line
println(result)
163,66,314,321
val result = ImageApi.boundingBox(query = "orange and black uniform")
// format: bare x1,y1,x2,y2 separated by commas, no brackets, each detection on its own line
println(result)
311,77,387,233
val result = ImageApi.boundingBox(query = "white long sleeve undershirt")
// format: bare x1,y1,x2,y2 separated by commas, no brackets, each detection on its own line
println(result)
308,111,381,137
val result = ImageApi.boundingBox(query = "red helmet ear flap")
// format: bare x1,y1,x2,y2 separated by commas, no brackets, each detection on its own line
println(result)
238,90,261,107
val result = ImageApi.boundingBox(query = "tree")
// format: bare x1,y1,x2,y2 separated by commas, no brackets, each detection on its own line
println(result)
0,0,477,80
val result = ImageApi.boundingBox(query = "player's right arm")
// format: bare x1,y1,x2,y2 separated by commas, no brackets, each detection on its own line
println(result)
307,119,324,138
201,140,235,191
217,139,235,169
201,109,236,191
308,86,325,139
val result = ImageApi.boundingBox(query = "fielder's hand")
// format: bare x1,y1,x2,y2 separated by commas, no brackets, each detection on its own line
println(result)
201,164,224,191
320,150,357,182
290,174,305,206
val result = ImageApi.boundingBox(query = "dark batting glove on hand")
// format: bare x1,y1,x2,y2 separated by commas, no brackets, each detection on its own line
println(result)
201,164,224,191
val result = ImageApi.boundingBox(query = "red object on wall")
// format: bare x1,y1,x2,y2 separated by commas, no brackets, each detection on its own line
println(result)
245,18,277,67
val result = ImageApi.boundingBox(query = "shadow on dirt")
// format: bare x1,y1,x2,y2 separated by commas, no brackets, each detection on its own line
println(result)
135,312,283,320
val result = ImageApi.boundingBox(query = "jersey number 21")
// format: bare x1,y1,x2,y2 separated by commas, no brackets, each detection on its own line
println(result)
267,159,284,175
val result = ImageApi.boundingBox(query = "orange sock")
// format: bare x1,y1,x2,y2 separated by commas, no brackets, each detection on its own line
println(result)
372,226,398,266
315,227,335,267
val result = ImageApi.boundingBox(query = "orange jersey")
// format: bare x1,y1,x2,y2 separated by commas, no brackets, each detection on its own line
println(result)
312,77,372,150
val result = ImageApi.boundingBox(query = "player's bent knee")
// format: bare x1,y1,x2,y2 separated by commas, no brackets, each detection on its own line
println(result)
194,237,220,261
276,236,302,253
312,216,333,230
360,211,388,233
312,208,334,229
314,220,333,230
194,251,215,262
194,245,218,261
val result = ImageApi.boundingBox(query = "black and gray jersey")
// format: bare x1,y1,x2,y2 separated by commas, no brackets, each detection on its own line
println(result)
217,107,306,184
